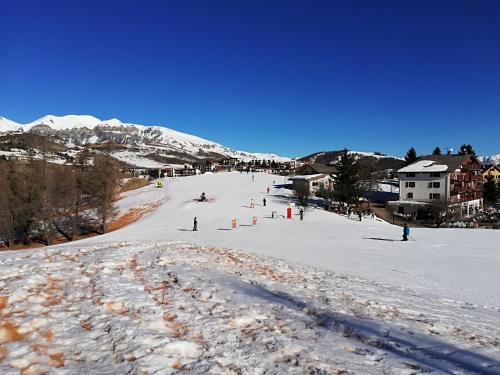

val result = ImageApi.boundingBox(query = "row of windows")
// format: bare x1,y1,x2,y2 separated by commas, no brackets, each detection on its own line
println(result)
404,181,441,188
406,193,440,199
405,172,441,178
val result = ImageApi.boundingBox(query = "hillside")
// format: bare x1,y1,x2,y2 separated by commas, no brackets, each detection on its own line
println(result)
298,150,405,173
0,115,290,167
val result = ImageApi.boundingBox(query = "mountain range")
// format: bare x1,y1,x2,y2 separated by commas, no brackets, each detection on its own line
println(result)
1,115,497,169
0,115,289,168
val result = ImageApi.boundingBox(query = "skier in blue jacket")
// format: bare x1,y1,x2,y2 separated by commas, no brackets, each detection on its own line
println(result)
402,223,409,241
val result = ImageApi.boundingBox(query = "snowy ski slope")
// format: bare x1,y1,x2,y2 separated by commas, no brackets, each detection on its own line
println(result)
1,172,499,374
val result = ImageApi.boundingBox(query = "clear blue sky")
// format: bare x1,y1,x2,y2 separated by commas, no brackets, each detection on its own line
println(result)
1,0,499,157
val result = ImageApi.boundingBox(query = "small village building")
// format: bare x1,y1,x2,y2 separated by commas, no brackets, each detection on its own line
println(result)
289,174,335,194
482,165,500,184
390,154,483,216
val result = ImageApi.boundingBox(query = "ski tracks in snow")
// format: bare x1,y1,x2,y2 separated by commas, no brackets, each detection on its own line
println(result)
0,241,499,374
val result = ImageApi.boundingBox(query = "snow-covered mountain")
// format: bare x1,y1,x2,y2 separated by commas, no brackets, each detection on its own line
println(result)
0,115,290,167
478,153,500,166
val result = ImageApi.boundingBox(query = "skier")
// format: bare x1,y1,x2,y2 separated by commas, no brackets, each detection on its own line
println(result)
250,198,255,208
267,187,270,194
193,217,198,231
357,210,362,222
402,223,409,241
299,207,304,221
252,174,255,182
263,197,266,207
199,192,206,202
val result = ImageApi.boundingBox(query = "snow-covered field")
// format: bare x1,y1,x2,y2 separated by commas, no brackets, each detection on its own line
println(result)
1,172,499,374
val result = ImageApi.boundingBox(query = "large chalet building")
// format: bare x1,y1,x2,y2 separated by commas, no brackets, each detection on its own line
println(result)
390,154,483,216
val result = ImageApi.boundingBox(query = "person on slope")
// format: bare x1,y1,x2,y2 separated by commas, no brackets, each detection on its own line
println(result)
199,192,206,202
299,207,304,221
263,197,266,207
193,217,198,231
267,187,270,194
402,223,409,241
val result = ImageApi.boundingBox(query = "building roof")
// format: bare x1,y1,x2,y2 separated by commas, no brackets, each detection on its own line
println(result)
289,174,328,181
482,165,500,174
398,154,474,173
297,163,337,175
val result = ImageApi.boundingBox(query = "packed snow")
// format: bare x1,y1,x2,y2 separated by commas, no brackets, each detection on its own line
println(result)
349,151,404,160
1,172,499,374
398,160,449,173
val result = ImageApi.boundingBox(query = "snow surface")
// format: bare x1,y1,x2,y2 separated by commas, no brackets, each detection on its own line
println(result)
0,117,23,133
111,150,169,169
398,160,449,173
1,172,500,374
349,151,404,160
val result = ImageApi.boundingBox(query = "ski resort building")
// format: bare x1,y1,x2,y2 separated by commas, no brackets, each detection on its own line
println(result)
289,163,337,194
390,154,483,216
288,174,334,194
482,165,500,184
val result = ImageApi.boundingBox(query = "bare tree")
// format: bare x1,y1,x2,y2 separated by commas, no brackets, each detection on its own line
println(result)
0,161,14,246
430,201,457,228
293,183,310,207
87,146,121,233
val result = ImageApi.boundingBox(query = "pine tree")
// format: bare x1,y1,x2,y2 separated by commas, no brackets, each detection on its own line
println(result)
458,144,476,156
332,149,361,205
432,147,441,155
404,147,417,166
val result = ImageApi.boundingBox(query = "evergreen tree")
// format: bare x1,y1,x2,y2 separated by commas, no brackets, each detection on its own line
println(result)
458,144,476,156
483,176,498,204
404,147,418,166
432,147,441,155
332,149,361,205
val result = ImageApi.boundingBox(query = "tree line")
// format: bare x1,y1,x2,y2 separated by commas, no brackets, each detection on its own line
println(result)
0,146,121,247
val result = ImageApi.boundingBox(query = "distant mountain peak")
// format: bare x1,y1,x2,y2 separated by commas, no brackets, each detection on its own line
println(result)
0,114,291,167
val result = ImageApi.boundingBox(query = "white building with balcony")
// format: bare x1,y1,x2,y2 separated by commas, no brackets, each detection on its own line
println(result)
389,154,483,216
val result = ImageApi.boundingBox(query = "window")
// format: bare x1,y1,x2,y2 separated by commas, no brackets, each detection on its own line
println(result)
405,181,415,188
430,172,441,177
312,182,319,187
406,192,413,199
428,182,440,188
406,173,416,177
429,193,440,199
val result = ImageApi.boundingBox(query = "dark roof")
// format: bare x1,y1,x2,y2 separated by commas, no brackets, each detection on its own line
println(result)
297,163,337,174
415,154,477,172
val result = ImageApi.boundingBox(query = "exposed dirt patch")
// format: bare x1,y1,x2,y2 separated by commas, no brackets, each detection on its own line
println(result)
119,178,151,193
108,202,161,232
0,320,24,344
